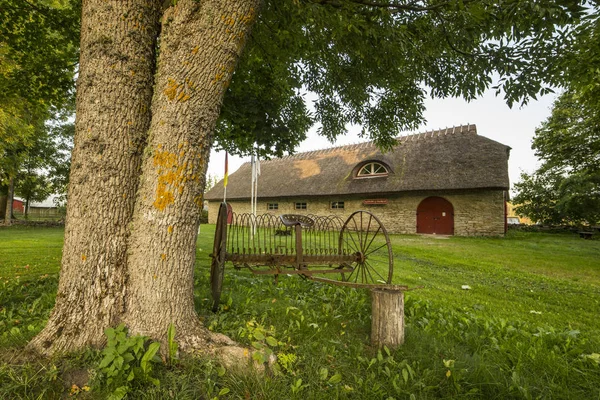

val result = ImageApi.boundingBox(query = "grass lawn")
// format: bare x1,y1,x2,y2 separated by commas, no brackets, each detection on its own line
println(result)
1,225,599,399
0,225,63,281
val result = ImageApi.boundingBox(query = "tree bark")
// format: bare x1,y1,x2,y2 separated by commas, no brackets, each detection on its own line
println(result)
29,0,161,355
371,289,405,348
4,176,14,226
30,0,264,361
123,0,262,352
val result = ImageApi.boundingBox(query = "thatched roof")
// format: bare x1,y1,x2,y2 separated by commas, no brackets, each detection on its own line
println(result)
205,124,510,201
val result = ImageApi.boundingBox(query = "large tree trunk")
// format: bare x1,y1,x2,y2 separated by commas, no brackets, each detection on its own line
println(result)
4,176,14,226
30,0,264,361
124,0,261,353
29,0,161,355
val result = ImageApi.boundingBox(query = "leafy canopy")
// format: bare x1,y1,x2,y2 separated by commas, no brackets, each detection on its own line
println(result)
0,0,80,109
0,0,78,201
216,0,588,158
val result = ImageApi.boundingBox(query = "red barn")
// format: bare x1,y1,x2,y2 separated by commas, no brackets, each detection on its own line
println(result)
12,198,25,213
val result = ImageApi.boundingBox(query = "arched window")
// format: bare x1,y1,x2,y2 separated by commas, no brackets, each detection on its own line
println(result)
357,162,388,177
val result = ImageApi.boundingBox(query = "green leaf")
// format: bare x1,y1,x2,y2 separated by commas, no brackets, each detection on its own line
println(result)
107,386,128,400
265,336,278,347
328,373,342,384
141,342,161,373
252,351,266,364
251,342,264,350
98,353,115,369
149,376,160,387
122,353,135,364
253,331,265,341
113,356,124,370
319,367,329,381
105,327,115,341
167,323,178,362
218,388,230,396
383,346,391,357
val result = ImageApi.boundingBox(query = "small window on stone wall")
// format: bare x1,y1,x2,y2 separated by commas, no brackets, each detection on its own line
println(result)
331,201,345,209
295,202,307,210
267,203,278,210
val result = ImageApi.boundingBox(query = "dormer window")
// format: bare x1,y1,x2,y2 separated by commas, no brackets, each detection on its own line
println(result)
357,162,388,177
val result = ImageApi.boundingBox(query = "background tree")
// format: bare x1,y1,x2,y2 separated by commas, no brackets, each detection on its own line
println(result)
14,118,74,217
27,0,594,357
514,10,599,226
513,170,563,225
514,89,600,225
0,100,37,224
0,0,79,223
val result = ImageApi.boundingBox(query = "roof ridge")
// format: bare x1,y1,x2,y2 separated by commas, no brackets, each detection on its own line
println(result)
398,124,477,142
259,124,477,163
259,139,376,163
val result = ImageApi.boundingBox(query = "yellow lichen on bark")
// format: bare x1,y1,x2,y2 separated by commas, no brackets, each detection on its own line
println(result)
154,184,175,211
213,66,226,83
177,91,190,102
163,78,191,102
153,150,177,169
152,149,198,211
241,8,256,26
221,15,235,26
168,225,173,233
163,78,179,101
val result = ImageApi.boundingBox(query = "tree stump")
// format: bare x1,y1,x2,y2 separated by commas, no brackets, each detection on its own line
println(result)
371,288,405,348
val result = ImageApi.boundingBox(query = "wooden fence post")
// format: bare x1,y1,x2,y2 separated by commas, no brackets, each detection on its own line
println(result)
371,288,405,348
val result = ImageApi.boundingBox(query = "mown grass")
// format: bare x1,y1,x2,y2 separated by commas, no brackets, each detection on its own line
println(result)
0,225,599,399
0,225,63,281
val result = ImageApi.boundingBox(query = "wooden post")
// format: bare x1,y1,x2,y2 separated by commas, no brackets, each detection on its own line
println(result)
371,288,405,348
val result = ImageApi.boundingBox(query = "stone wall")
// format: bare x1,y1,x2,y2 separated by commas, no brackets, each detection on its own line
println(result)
207,189,506,236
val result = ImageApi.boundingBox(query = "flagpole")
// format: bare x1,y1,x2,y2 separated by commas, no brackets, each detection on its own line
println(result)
254,154,259,216
250,154,255,216
223,152,228,203
250,154,256,238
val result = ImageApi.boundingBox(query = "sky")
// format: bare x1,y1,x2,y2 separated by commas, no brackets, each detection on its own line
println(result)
207,89,558,192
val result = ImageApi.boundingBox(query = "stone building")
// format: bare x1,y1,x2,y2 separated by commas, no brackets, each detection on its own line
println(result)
204,124,511,236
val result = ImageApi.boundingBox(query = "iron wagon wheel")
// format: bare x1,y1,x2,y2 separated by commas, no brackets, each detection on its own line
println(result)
338,211,393,284
210,202,228,312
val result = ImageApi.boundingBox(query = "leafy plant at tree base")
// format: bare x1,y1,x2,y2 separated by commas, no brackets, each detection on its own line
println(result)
166,322,178,366
93,324,162,400
238,319,279,365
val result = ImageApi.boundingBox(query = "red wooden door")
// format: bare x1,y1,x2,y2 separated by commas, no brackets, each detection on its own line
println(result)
417,197,454,235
